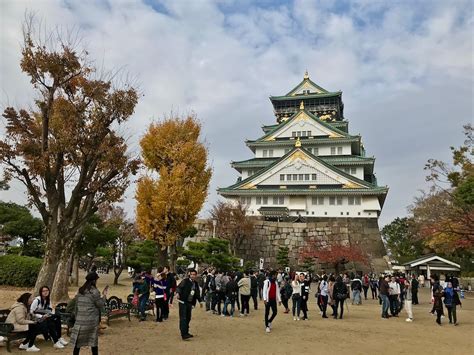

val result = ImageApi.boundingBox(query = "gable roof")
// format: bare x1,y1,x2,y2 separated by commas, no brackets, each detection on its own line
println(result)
403,254,461,269
255,108,351,142
223,145,376,191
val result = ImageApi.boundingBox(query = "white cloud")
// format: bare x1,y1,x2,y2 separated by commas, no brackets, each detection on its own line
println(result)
0,0,472,226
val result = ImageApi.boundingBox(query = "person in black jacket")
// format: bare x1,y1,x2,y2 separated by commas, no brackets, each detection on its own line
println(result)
250,271,259,310
333,276,348,319
176,269,202,340
299,273,310,320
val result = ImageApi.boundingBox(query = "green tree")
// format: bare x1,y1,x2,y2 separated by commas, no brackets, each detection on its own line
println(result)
183,239,239,271
0,202,43,254
382,217,424,260
276,246,290,269
126,240,158,274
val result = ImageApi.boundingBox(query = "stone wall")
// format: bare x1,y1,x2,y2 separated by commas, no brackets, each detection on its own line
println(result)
192,218,388,273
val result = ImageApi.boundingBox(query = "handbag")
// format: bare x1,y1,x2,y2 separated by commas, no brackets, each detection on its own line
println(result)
132,294,139,307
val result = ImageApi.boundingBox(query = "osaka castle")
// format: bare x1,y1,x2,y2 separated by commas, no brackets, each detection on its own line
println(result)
218,72,388,220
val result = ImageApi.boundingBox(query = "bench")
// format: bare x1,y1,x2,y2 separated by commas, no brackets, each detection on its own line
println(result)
55,302,73,336
126,294,155,319
104,296,131,325
0,309,28,353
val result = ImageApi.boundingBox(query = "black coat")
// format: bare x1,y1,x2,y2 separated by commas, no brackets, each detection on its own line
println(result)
176,278,201,306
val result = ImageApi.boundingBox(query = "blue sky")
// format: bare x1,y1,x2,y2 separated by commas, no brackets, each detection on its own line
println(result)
0,0,472,226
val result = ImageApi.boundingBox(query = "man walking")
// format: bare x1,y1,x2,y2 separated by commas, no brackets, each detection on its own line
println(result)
263,271,281,333
411,274,419,305
250,271,259,310
379,275,390,319
176,269,202,340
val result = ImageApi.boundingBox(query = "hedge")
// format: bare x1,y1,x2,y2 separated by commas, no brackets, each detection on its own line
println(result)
0,255,42,287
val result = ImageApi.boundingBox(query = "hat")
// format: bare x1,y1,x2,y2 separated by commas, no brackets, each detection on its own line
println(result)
86,272,99,281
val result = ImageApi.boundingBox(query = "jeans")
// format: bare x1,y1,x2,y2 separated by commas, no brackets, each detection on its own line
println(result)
139,294,149,320
389,295,399,315
370,286,378,299
240,294,250,315
335,298,344,318
21,323,40,347
179,302,193,336
320,295,328,317
300,296,308,319
380,294,389,318
224,297,236,316
362,286,369,300
292,295,301,317
38,316,60,343
251,289,258,310
155,297,166,321
446,305,457,324
412,290,418,304
352,290,361,305
205,291,214,311
264,299,277,327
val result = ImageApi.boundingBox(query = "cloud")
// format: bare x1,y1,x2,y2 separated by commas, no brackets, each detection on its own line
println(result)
0,0,472,226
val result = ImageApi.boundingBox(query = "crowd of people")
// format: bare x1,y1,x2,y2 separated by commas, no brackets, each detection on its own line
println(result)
2,267,464,351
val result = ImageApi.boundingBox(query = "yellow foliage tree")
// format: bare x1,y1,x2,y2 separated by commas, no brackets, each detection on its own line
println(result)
136,115,212,269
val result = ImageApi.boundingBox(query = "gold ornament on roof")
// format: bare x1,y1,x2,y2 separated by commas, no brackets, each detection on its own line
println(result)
304,70,309,79
295,137,302,148
300,101,304,110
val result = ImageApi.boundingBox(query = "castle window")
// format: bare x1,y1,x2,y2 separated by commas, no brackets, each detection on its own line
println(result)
280,174,285,181
331,147,336,155
293,174,298,180
355,196,361,205
307,131,312,137
337,147,343,155
350,167,357,174
313,148,318,156
304,174,310,181
256,197,261,205
329,197,335,205
312,173,317,180
287,174,292,181
269,149,274,157
263,197,268,204
299,174,304,181
336,196,343,205
302,131,307,137
292,131,296,137
340,212,344,215
263,149,268,157
348,196,355,205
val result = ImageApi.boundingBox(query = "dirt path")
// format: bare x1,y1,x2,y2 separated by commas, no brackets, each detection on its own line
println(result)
1,272,472,354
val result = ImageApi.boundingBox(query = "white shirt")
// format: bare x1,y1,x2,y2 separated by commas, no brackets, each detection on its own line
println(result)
319,280,329,297
389,281,400,296
291,280,301,295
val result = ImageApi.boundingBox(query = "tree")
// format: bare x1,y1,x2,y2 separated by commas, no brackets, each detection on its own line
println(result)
300,241,369,275
410,124,473,254
276,246,290,269
0,18,139,301
183,239,240,271
382,217,424,261
0,202,43,253
126,240,158,274
209,201,254,256
0,179,9,190
136,115,212,271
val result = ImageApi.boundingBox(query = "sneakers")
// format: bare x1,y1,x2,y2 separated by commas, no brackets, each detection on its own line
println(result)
297,317,300,321
406,318,413,322
265,326,271,333
293,316,297,321
19,343,29,350
53,341,65,349
59,337,69,345
268,322,272,329
26,345,40,352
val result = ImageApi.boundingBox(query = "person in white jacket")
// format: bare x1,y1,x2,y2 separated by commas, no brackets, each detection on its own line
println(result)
263,271,281,333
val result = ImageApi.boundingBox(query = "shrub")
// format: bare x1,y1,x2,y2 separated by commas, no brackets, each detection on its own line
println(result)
0,255,42,287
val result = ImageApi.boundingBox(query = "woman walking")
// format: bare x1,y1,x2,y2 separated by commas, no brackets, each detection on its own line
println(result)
332,276,348,319
280,278,292,313
404,279,414,322
70,272,108,355
238,271,251,316
6,293,41,352
328,275,336,317
291,274,301,321
152,273,167,322
431,275,444,325
319,275,329,318
444,281,459,325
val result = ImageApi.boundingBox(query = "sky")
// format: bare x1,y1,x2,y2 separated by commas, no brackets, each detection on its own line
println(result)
0,0,472,227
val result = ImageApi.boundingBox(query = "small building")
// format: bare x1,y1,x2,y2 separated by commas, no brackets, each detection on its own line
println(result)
403,254,461,281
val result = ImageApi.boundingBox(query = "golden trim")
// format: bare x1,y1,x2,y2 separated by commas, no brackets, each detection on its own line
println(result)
295,137,301,147
300,101,304,110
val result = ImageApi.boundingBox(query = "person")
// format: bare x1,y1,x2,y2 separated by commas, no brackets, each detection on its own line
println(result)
379,275,390,319
212,270,224,315
203,268,215,312
388,276,400,317
404,279,414,322
237,271,251,316
319,275,329,318
328,275,336,317
418,274,425,287
152,272,167,322
70,272,108,355
411,274,419,305
362,274,370,300
299,273,310,320
263,271,281,333
6,292,41,352
431,275,444,325
291,274,301,321
223,274,238,317
163,266,177,320
258,271,266,300
369,275,378,300
30,285,68,348
351,277,362,305
280,278,292,313
250,271,259,310
332,276,348,319
133,275,150,321
444,281,459,325
176,269,202,340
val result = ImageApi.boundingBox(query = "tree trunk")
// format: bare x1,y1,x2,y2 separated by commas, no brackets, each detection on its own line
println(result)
156,247,168,268
113,266,122,285
35,224,61,292
169,244,177,272
71,253,79,287
50,248,72,303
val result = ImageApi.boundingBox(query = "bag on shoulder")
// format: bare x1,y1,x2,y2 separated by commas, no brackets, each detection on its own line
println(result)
132,294,139,307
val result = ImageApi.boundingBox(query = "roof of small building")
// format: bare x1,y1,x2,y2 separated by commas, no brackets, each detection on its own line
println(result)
403,254,461,269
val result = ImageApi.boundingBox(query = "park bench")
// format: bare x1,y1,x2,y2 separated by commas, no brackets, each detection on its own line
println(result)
126,294,155,319
0,308,28,353
55,302,73,336
104,296,131,325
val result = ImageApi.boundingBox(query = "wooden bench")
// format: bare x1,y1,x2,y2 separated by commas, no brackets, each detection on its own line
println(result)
104,296,131,325
0,309,28,353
